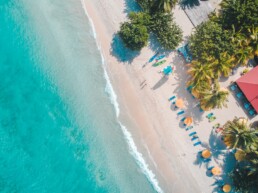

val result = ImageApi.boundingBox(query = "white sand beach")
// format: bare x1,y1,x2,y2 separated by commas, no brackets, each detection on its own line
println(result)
83,1,258,192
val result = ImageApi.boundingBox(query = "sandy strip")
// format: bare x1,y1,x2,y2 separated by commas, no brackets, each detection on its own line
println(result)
82,1,221,192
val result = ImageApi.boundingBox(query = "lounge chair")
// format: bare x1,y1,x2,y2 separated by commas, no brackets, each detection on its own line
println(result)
194,141,202,146
230,84,237,91
186,85,193,91
189,131,197,136
236,92,243,99
208,166,214,170
180,117,186,122
203,158,211,163
191,136,199,141
168,96,176,101
177,110,185,115
249,109,255,116
185,126,193,131
244,103,251,110
209,116,216,122
206,113,214,119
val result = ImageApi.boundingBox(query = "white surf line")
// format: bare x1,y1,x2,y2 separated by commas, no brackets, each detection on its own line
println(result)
81,1,163,193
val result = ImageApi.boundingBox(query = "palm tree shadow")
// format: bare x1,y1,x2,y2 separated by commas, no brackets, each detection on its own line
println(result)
110,33,140,63
123,0,141,14
152,75,169,90
179,0,200,9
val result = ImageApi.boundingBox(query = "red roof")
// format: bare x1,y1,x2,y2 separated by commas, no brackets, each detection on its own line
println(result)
236,66,258,112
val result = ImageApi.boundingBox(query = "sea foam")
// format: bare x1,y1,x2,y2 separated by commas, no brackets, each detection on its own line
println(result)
81,1,163,193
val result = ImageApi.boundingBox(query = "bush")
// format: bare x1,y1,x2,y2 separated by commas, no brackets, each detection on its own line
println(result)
119,22,149,50
219,0,258,33
151,13,182,50
136,0,154,12
189,20,234,60
128,12,151,27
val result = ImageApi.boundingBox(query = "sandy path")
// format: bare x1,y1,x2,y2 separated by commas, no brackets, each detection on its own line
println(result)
81,1,235,192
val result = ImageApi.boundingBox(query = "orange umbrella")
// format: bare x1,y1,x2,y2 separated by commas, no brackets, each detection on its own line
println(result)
202,149,211,159
212,166,221,176
175,98,184,108
184,117,193,126
222,184,231,192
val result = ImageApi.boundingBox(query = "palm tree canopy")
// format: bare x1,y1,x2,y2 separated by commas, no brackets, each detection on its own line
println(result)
199,86,229,110
154,0,177,13
223,118,258,150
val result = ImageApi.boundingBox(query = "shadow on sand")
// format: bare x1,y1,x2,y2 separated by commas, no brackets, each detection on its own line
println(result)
179,0,200,9
152,75,169,90
110,33,141,63
123,0,141,14
170,53,204,122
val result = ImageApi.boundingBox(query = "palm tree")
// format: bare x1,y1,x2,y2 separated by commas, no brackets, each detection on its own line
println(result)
248,26,258,56
222,118,258,150
154,0,177,13
214,52,235,78
187,60,213,84
231,29,254,65
235,46,253,66
199,86,229,110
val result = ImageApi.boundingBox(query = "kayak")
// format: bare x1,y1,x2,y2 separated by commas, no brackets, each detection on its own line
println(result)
153,60,166,67
156,54,166,61
148,52,159,63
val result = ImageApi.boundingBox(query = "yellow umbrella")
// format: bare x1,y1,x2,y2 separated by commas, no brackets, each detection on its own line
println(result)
222,184,231,192
184,117,193,126
202,149,211,159
235,149,246,161
175,98,184,108
211,166,221,176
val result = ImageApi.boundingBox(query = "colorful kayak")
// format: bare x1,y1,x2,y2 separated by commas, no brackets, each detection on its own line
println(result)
148,52,159,63
155,54,166,61
153,60,166,67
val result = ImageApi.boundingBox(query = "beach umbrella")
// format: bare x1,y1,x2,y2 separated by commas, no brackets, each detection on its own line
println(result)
184,117,193,126
234,149,246,161
222,184,231,192
175,98,184,108
211,166,221,176
201,149,211,159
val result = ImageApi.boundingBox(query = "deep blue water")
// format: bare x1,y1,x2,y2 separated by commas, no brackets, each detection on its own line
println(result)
0,0,157,192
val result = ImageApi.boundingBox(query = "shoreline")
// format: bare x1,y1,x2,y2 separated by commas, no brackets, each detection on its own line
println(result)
82,1,214,192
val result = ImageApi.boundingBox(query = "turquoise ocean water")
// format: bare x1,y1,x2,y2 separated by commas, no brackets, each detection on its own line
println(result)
0,0,160,192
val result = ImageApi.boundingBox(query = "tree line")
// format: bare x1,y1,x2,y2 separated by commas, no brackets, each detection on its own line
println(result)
187,0,258,110
118,0,182,51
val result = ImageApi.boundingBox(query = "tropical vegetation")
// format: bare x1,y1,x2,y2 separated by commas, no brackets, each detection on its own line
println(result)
118,0,182,50
222,118,258,193
187,0,258,110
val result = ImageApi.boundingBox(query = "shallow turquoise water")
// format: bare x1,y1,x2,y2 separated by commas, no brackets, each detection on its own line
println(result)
0,0,157,192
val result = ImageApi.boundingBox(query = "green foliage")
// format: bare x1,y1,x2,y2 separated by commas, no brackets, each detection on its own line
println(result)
137,0,178,13
199,83,229,110
153,0,178,13
136,0,154,12
119,21,149,50
151,13,182,50
189,21,234,60
128,12,151,26
223,117,258,193
119,5,182,51
219,0,258,33
231,163,258,193
222,118,258,150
